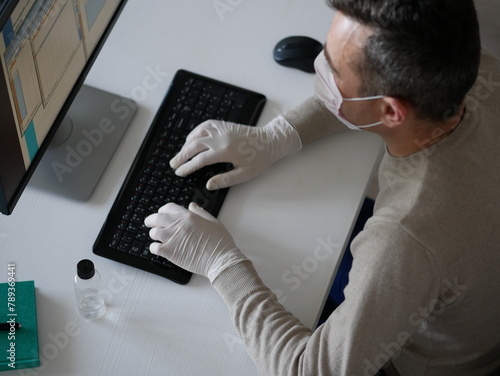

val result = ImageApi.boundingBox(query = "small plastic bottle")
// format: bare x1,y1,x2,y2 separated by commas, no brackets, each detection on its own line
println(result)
74,259,106,319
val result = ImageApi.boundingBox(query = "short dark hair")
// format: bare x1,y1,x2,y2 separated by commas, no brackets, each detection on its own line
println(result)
327,0,481,121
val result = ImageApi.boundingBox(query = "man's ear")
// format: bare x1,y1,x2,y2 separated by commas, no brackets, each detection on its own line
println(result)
380,97,409,128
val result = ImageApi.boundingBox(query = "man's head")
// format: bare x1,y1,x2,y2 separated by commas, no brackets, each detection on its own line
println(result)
325,0,481,124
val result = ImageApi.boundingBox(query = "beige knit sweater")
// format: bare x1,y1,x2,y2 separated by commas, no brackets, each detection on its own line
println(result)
213,49,500,376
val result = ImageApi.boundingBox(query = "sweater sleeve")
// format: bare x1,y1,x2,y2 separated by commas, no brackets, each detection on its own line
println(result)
283,96,348,145
212,220,441,376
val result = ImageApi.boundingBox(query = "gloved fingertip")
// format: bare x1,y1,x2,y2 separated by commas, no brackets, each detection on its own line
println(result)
207,174,230,190
170,153,184,169
144,213,157,227
188,202,200,211
169,158,178,169
148,227,159,241
174,165,188,177
158,202,175,214
188,202,209,217
149,242,160,255
206,179,219,191
188,202,215,221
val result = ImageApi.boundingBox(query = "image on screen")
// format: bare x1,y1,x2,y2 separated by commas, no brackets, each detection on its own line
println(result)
1,0,120,169
0,0,122,214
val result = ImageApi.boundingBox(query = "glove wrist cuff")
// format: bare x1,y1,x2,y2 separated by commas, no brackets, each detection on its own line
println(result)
207,249,248,283
266,116,303,162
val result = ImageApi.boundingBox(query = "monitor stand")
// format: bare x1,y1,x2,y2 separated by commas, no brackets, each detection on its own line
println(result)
30,85,137,201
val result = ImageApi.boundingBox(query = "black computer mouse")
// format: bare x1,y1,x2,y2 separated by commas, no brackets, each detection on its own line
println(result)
273,36,323,73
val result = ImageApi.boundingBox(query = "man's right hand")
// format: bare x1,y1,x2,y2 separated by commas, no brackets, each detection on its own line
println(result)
170,116,302,190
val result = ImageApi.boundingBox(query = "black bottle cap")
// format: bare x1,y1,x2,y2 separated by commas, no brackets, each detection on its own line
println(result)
77,259,95,280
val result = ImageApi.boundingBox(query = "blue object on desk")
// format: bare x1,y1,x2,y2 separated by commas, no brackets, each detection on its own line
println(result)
319,198,375,325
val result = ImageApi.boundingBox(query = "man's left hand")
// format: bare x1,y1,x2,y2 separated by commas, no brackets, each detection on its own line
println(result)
145,202,248,283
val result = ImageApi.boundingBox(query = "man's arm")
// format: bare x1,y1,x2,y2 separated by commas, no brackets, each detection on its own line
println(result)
145,202,440,375
284,96,347,145
212,221,440,376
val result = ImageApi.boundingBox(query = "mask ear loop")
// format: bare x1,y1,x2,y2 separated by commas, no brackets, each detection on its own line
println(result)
343,95,385,102
341,96,385,128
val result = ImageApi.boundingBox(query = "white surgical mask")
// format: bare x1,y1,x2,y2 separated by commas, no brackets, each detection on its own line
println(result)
314,51,384,131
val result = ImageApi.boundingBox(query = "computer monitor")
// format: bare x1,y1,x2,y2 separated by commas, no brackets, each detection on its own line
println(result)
0,0,136,215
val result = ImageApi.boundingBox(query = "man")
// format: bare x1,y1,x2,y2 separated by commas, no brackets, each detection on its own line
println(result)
145,0,500,375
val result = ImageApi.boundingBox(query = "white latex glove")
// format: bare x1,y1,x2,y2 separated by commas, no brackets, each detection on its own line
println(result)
144,202,247,283
170,115,302,190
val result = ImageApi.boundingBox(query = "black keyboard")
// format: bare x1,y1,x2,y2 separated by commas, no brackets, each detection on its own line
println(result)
93,70,266,284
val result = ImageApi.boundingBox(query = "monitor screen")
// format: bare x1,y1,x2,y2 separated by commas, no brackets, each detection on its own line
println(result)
0,0,129,215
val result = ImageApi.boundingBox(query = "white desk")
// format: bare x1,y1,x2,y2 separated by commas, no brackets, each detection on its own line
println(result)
1,1,383,375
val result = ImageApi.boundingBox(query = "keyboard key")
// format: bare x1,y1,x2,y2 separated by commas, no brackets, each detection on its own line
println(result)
118,241,131,253
152,255,165,265
228,109,242,123
140,248,153,260
205,84,226,96
129,241,144,256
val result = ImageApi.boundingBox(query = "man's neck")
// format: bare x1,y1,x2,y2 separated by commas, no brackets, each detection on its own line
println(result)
383,105,466,158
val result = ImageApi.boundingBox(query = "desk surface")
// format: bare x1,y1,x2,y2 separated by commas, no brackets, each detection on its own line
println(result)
1,1,383,375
